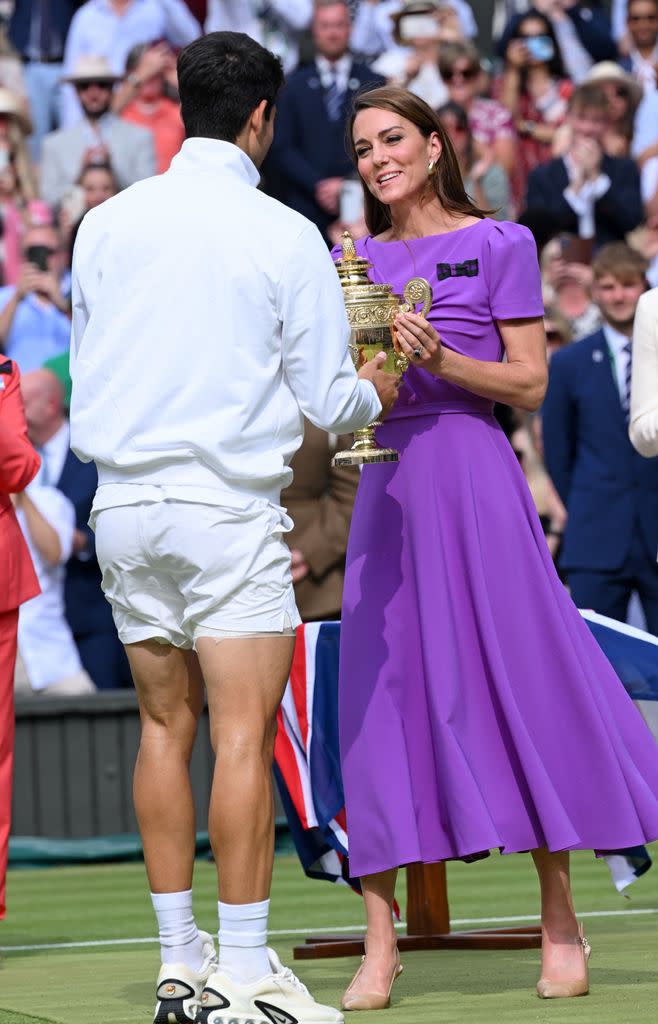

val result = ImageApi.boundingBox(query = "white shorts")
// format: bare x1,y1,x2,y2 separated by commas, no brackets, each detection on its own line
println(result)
93,500,301,649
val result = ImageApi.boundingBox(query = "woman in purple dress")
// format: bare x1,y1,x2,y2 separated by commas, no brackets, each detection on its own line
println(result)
336,86,658,1011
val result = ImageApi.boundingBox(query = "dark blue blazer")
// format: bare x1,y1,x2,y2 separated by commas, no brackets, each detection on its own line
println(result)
524,155,643,249
266,59,384,238
542,329,658,572
56,447,114,635
9,1,77,59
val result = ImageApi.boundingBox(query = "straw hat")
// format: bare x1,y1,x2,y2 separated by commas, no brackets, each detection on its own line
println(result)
584,62,642,107
0,87,32,135
62,55,119,85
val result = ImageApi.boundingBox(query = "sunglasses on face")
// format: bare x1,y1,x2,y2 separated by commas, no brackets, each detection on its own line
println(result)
75,80,114,91
545,329,564,343
444,66,479,82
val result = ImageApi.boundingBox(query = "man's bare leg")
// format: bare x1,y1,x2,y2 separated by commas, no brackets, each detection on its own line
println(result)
195,634,295,981
127,640,205,893
196,635,294,901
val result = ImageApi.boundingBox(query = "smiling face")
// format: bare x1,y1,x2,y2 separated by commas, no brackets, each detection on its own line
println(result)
592,272,645,330
352,107,441,208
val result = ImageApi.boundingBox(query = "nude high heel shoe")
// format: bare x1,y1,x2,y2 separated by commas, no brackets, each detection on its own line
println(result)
341,948,403,1011
536,924,591,999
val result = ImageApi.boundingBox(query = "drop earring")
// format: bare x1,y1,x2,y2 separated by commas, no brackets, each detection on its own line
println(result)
427,159,437,175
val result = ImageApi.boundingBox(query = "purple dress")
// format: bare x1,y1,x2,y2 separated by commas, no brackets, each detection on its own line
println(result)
336,219,658,878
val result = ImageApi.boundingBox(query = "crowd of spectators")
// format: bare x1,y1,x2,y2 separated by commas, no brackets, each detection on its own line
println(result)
3,0,658,694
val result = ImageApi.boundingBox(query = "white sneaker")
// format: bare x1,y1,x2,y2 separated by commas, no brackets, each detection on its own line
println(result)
153,930,218,1023
196,947,344,1024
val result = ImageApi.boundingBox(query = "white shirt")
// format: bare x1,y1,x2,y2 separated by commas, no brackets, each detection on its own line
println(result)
205,0,313,74
69,138,380,516
562,154,611,240
602,321,632,403
40,420,70,488
17,484,81,691
61,0,201,126
630,45,658,95
630,287,658,457
315,54,353,93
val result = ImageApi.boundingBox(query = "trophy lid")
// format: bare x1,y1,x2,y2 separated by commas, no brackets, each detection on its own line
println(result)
335,231,395,296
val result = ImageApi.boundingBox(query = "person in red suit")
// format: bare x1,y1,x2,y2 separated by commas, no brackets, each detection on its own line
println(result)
0,355,40,919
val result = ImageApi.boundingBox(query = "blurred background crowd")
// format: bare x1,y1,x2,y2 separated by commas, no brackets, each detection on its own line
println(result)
4,0,658,696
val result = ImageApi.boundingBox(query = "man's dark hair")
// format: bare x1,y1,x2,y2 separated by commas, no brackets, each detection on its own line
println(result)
177,32,284,142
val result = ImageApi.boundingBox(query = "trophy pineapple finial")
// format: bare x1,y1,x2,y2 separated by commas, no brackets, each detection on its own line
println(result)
341,231,357,261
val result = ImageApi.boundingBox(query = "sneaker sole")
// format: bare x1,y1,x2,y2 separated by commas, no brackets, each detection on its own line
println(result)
198,1015,342,1024
196,1016,265,1024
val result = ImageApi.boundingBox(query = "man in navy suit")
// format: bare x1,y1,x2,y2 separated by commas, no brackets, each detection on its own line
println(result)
619,0,658,92
524,84,643,250
20,369,131,689
543,243,658,634
265,0,384,242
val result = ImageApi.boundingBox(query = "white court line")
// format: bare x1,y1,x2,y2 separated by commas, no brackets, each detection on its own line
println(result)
2,907,657,953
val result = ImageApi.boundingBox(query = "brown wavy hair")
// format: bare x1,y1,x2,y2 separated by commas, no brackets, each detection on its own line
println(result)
347,85,490,237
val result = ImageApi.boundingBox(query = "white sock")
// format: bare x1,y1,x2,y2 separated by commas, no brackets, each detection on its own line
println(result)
218,899,270,984
151,889,204,970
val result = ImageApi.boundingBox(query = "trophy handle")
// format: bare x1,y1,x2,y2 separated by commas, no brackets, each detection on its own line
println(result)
400,277,433,318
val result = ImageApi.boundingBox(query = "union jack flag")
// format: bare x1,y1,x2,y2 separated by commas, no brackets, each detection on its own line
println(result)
274,614,658,893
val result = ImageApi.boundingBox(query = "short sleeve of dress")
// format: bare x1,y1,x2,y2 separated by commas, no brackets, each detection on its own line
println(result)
486,222,544,321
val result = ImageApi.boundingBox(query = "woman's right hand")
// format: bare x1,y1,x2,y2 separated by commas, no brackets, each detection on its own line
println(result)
506,39,530,69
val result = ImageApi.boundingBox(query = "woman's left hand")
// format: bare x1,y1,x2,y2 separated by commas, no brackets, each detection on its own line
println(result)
393,312,443,374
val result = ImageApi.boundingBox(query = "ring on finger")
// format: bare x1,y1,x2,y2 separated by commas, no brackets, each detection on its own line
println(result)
413,347,423,358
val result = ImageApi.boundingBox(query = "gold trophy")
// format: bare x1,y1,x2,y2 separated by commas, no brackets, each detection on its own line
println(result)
333,232,432,466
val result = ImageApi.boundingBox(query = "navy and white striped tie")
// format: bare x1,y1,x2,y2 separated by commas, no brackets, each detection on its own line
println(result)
325,71,343,122
622,341,632,424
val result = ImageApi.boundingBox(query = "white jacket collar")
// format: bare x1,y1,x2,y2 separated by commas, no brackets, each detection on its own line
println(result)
169,137,261,187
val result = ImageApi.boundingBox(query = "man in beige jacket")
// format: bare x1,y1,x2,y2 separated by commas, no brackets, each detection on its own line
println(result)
630,287,658,457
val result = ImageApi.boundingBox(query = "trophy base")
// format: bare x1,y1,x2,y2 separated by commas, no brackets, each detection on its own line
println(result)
332,447,399,467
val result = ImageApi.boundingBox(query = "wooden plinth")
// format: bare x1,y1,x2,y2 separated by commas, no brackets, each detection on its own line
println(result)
293,862,542,960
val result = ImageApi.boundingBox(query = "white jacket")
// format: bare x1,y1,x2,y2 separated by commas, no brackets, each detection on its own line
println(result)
630,287,658,458
70,138,380,509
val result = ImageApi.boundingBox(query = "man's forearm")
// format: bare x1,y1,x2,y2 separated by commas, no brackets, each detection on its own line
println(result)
19,493,62,565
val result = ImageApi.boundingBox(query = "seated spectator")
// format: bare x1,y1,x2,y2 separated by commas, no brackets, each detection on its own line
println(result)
499,1,617,85
438,40,517,177
582,61,642,156
13,479,96,699
205,0,313,73
281,420,359,622
0,224,70,374
525,83,643,250
266,0,384,243
40,56,156,209
21,370,132,690
619,0,658,93
118,43,184,173
111,40,179,112
543,304,573,358
7,1,76,159
350,0,477,60
581,60,642,157
61,0,201,126
437,101,511,219
541,234,603,338
78,160,120,210
0,88,41,287
494,9,573,207
368,1,465,108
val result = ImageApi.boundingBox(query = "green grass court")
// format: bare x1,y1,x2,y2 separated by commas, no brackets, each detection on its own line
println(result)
0,847,656,1024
